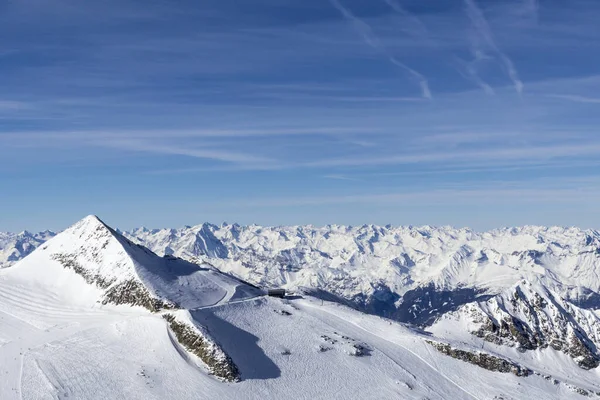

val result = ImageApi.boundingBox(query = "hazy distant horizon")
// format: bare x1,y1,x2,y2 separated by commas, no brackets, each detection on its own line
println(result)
4,213,600,237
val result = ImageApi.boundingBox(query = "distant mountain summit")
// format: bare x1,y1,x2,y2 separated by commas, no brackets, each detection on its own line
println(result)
0,229,55,268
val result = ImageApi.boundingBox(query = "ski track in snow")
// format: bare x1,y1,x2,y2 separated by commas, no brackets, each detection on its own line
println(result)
298,299,482,400
0,292,141,399
193,294,266,311
0,238,148,400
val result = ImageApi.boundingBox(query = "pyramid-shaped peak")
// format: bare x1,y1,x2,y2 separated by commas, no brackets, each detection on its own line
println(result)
63,215,126,244
37,215,137,283
70,214,110,231
9,214,261,312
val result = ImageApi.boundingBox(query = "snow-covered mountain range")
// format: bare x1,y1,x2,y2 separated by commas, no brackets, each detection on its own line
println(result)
0,230,56,268
1,218,600,398
120,223,600,320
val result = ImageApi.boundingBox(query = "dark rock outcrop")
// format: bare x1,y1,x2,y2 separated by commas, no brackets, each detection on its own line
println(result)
163,313,240,382
465,284,600,370
426,340,531,377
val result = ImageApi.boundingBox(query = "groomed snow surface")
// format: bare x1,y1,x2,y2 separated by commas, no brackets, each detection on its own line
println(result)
0,216,599,399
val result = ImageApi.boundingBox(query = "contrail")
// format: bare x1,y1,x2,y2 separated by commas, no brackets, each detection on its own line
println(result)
453,55,495,95
523,0,538,22
388,56,431,99
463,0,524,94
381,0,429,40
382,0,492,95
329,0,432,99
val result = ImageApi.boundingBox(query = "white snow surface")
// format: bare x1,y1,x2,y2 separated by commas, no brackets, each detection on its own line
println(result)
0,216,598,399
0,286,594,399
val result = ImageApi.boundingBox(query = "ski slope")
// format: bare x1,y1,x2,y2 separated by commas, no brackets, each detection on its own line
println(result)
0,290,591,399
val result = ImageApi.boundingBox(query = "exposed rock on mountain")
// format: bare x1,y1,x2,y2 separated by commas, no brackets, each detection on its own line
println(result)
426,340,532,376
163,311,240,382
443,281,600,370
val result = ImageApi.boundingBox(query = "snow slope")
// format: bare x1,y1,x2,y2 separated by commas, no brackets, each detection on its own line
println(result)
3,291,597,399
0,279,589,399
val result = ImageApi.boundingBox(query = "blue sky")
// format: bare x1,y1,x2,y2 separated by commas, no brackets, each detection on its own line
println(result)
2,0,600,232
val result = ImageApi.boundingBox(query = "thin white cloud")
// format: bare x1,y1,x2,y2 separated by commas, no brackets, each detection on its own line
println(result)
305,142,600,168
329,0,431,99
245,91,426,103
343,139,377,147
3,127,597,172
547,94,600,104
344,159,600,178
144,164,284,175
523,0,539,22
218,184,600,209
135,138,600,174
454,53,496,95
328,95,425,102
388,57,432,99
0,128,276,165
0,100,32,111
148,160,577,177
322,174,361,182
463,0,524,94
381,0,430,41
93,139,274,165
413,131,518,146
382,0,494,96
0,126,378,142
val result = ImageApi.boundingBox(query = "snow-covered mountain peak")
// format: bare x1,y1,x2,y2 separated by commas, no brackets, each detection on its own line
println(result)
43,214,143,286
70,213,107,229
7,216,261,312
